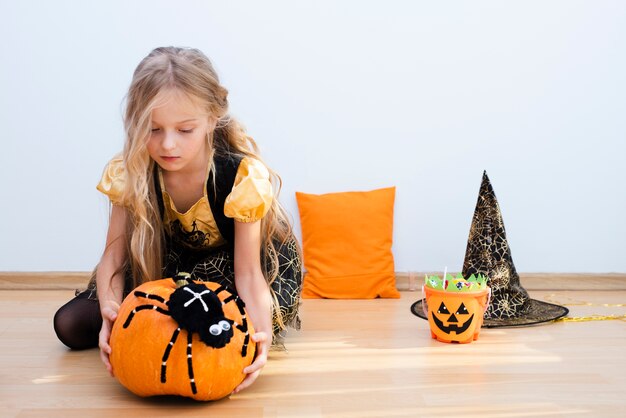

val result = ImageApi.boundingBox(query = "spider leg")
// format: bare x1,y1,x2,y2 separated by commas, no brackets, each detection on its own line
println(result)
160,327,180,383
133,291,166,304
123,304,170,328
214,285,241,308
186,331,197,394
213,284,230,298
229,297,251,357
215,285,251,357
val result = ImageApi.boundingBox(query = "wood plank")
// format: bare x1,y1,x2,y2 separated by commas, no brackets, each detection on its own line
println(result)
0,272,90,290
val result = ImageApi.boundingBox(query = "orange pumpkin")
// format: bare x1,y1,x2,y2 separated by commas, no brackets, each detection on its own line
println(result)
425,286,489,343
110,275,256,400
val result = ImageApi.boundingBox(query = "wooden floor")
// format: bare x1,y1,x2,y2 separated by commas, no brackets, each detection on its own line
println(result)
1,275,625,417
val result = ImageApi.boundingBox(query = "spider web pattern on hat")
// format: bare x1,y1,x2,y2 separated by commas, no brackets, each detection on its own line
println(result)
411,171,568,327
463,171,568,326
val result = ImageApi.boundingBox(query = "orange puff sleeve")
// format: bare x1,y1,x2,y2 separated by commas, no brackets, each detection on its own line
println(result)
224,157,273,222
96,157,126,206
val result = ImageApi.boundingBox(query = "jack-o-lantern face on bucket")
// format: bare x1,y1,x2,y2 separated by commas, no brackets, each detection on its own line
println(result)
425,287,489,344
432,301,474,335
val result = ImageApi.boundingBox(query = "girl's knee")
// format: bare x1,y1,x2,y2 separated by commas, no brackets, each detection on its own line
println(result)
53,298,101,350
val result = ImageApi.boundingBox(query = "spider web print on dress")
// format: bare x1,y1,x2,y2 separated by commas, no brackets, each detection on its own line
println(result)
190,251,236,284
267,238,303,336
162,245,235,286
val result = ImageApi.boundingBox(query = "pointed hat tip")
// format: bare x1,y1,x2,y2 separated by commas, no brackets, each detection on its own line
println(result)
480,170,493,188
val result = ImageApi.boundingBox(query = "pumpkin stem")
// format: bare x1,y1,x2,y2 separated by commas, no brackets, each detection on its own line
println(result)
175,272,192,288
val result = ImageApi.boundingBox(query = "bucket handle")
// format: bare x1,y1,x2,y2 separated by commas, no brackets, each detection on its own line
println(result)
421,284,428,317
421,285,492,315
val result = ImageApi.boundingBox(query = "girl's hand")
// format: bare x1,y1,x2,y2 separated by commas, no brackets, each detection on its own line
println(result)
233,332,270,394
98,302,119,376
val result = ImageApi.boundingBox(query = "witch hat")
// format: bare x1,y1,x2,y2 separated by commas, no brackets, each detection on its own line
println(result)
411,171,568,327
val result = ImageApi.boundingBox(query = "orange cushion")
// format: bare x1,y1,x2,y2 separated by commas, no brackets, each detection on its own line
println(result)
295,187,400,299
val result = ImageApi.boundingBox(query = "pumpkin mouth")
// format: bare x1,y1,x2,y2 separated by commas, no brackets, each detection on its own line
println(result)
431,312,474,334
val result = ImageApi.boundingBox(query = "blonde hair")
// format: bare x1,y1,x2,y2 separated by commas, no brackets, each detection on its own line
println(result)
119,46,298,329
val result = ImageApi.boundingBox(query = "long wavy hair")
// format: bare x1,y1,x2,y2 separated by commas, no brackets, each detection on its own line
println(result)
115,46,298,329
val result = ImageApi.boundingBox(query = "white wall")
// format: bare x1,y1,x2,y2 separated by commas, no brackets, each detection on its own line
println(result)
1,1,624,273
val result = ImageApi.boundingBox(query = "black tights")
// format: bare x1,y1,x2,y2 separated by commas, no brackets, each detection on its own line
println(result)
53,291,102,350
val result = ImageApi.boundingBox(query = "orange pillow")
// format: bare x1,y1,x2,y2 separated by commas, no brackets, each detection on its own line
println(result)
295,187,400,299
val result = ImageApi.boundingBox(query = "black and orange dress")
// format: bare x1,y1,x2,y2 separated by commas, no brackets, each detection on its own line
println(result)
86,152,302,337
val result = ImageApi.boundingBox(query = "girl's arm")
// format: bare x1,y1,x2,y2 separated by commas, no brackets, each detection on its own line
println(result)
232,220,272,394
96,204,128,375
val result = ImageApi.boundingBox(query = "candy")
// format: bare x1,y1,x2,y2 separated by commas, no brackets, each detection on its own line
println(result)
424,272,487,292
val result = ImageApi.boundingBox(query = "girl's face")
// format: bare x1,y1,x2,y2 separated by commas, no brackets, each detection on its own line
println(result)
147,89,215,174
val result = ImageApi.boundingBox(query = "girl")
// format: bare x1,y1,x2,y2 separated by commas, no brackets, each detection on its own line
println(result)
53,46,302,393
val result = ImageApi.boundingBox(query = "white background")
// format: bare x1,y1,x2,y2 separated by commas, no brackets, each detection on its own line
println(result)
1,1,624,273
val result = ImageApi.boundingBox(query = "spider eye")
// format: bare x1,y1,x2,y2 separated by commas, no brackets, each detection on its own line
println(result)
209,324,222,336
219,320,231,331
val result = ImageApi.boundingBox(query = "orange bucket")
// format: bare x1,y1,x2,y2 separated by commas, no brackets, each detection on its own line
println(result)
422,286,490,343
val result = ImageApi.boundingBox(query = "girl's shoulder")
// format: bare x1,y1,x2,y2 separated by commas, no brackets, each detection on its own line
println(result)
212,152,271,187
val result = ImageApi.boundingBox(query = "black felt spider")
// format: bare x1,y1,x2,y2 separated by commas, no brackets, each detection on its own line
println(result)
122,273,251,394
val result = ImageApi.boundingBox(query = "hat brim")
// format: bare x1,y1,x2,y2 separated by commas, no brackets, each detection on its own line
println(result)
410,298,569,328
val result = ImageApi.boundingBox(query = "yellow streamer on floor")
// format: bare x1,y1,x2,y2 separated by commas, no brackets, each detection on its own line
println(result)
555,315,626,322
544,294,626,323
